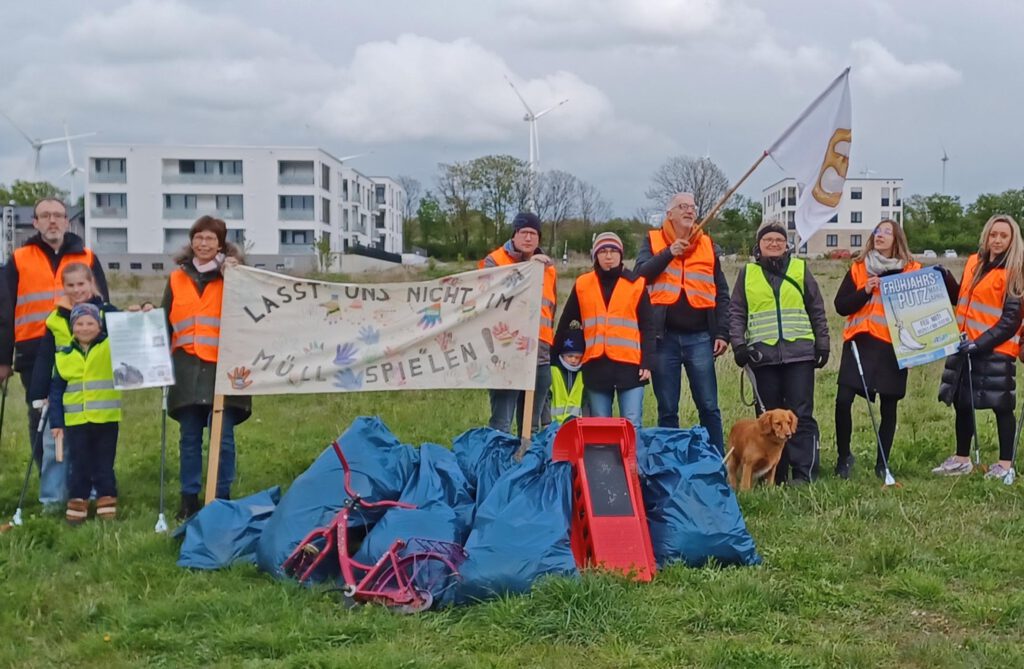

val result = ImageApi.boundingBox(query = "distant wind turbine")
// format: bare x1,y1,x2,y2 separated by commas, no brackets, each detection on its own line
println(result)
503,75,569,209
859,167,877,178
61,122,88,202
940,145,950,194
0,110,95,180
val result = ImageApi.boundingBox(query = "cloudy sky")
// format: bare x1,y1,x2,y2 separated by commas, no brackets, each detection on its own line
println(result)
1,0,1019,215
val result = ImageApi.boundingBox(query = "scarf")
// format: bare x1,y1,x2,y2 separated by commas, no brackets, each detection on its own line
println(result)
193,253,225,274
559,354,582,372
659,218,704,246
864,249,906,277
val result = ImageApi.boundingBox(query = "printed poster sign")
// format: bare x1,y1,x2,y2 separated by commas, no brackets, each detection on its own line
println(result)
105,309,175,389
880,266,959,369
214,263,543,395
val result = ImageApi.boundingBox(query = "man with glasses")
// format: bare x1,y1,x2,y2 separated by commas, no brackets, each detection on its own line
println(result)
478,212,557,437
0,197,109,511
635,192,730,454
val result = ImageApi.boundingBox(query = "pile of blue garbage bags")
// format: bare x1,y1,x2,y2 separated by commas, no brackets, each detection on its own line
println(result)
177,417,761,606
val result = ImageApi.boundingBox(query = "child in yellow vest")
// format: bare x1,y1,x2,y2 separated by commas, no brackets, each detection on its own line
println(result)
49,303,123,525
550,322,587,423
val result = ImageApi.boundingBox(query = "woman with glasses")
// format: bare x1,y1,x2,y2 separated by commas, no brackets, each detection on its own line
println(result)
728,221,830,485
833,220,953,479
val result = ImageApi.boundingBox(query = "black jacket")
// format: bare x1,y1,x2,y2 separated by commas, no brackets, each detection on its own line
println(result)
0,232,109,370
633,233,730,340
728,254,830,367
938,257,1022,411
554,264,657,392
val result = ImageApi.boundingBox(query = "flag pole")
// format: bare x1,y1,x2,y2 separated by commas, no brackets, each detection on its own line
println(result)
691,150,770,237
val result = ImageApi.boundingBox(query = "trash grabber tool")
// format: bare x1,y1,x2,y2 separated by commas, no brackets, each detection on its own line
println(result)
965,351,985,472
155,386,169,533
0,378,9,451
851,340,898,487
11,403,49,527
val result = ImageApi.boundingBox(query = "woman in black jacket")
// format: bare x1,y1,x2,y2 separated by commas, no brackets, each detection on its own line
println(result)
832,220,957,479
933,215,1024,482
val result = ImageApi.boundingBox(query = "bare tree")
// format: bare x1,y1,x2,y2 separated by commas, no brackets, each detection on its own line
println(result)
435,161,476,249
577,178,612,234
534,169,579,250
645,155,730,219
395,175,422,222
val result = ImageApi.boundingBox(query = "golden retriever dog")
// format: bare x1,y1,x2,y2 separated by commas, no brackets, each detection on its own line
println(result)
724,409,798,491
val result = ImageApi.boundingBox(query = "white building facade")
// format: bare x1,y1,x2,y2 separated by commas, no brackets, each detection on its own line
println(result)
84,144,405,273
761,177,904,256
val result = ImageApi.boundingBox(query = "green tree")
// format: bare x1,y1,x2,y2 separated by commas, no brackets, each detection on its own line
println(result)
314,232,333,272
903,194,970,252
965,188,1024,231
468,154,530,245
713,196,762,255
0,180,69,206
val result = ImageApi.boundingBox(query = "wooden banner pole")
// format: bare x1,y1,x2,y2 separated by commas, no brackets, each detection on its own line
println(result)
204,394,226,504
515,389,536,461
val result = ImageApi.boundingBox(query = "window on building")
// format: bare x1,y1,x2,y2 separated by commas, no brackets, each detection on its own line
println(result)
829,213,839,223
851,211,863,223
893,187,902,206
179,160,196,174
227,229,246,246
321,164,331,191
787,186,797,206
130,262,142,270
894,211,902,223
152,262,164,271
108,262,120,270
280,230,313,245
93,227,128,253
881,187,890,207
164,228,191,253
164,194,197,211
322,197,330,223
342,208,349,231
787,211,796,230
342,179,349,200
215,194,243,215
826,234,838,247
850,234,862,247
96,193,127,208
279,195,314,210
850,187,862,200
375,185,386,206
881,211,890,221
94,158,126,174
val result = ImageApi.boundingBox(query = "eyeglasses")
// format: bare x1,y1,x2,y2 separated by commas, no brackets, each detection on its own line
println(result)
515,229,539,237
674,204,696,212
35,212,66,221
873,229,893,237
761,237,788,245
192,233,220,242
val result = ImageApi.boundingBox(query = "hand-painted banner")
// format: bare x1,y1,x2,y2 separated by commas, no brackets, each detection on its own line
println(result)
214,263,543,395
880,266,959,369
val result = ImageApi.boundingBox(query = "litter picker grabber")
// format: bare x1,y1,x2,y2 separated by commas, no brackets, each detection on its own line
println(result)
965,350,985,473
1005,399,1024,486
0,378,9,452
155,386,169,533
10,403,49,528
851,341,899,488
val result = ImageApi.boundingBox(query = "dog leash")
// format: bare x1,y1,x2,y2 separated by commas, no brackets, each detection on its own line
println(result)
740,365,766,414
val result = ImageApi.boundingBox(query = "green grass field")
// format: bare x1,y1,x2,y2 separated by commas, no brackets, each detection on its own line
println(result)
3,258,1024,668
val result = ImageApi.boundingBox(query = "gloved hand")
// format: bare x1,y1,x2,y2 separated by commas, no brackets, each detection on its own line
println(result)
814,347,830,369
958,339,978,356
733,343,751,368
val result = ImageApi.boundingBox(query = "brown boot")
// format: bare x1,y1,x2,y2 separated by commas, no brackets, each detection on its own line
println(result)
96,496,117,521
66,498,89,525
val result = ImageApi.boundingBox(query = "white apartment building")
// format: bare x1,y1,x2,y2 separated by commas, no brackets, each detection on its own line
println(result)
84,144,405,274
761,177,904,256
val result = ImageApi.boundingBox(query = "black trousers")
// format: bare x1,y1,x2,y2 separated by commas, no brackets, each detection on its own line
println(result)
752,361,820,483
835,384,899,466
955,406,1016,462
66,422,119,500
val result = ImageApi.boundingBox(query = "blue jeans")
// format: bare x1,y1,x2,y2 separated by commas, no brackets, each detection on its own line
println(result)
38,416,67,505
177,404,240,498
487,364,551,436
587,386,645,430
652,330,724,453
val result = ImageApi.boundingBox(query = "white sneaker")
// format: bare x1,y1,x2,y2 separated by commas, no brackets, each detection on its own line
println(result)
984,463,1014,483
931,456,973,476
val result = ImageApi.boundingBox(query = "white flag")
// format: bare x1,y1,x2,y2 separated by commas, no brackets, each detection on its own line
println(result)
767,68,852,244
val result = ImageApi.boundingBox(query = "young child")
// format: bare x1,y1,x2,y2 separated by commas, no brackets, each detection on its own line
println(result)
49,303,122,524
550,321,587,424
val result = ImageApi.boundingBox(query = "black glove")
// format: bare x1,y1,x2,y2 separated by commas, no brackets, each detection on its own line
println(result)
733,343,751,368
958,339,978,356
814,347,830,369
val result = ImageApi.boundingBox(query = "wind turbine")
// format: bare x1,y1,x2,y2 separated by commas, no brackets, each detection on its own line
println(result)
0,111,96,180
859,167,877,178
61,122,86,203
503,75,569,209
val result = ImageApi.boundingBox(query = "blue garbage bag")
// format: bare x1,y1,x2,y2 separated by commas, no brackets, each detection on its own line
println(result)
256,416,418,579
399,443,475,536
456,449,577,603
453,422,560,506
636,427,761,567
176,486,281,570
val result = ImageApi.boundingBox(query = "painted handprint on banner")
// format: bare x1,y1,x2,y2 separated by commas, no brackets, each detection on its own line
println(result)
334,368,364,390
418,303,442,329
466,361,488,383
435,331,454,352
516,335,535,355
334,342,359,366
491,321,519,346
502,268,525,290
302,341,325,355
227,366,252,390
357,325,380,345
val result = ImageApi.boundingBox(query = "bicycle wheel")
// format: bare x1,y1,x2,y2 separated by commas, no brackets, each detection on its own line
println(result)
364,554,455,613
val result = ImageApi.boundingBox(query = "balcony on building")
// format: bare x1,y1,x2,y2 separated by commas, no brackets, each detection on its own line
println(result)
91,227,128,254
278,160,315,186
279,229,314,254
163,159,243,185
279,195,314,221
91,193,127,219
90,158,126,184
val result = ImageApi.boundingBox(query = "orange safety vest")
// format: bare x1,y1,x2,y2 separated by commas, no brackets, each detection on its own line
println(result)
479,246,557,346
13,245,95,343
575,271,645,365
843,259,922,343
169,269,223,362
956,254,1020,358
647,231,717,308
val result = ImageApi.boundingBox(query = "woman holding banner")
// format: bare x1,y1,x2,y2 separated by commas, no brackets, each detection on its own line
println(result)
161,216,250,520
934,215,1024,482
833,220,925,479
